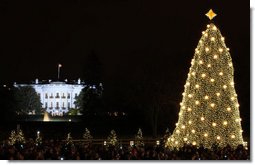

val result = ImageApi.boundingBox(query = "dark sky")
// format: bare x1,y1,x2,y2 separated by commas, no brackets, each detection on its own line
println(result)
0,0,250,136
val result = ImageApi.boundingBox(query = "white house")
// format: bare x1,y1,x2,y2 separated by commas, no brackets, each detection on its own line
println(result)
14,78,89,116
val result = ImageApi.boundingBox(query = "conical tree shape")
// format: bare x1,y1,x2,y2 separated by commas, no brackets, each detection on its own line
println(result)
166,23,244,149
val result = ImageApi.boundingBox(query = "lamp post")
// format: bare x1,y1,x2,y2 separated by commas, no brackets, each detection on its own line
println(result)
58,64,62,80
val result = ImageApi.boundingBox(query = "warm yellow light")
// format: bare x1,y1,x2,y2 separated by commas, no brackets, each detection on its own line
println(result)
207,64,211,67
175,141,178,144
201,117,205,121
230,82,234,86
219,72,223,76
188,94,192,98
236,103,240,107
199,40,202,44
216,93,220,97
231,135,235,139
210,79,215,82
195,101,200,105
202,31,205,35
181,106,185,110
204,33,208,37
192,72,196,76
229,63,232,67
187,108,192,112
186,82,190,86
171,138,174,142
223,85,227,89
192,141,197,145
221,37,225,41
231,97,235,101
205,47,209,52
180,102,183,106
210,103,215,108
184,137,188,141
176,130,180,134
191,129,195,133
213,55,218,59
179,112,182,115
219,48,223,52
211,37,215,41
227,107,231,111
223,121,228,125
188,120,192,124
212,123,217,127
217,136,221,140
240,130,243,133
227,48,230,51
181,125,185,129
182,92,186,96
212,26,217,30
195,84,200,88
204,133,208,137
175,123,178,126
199,60,203,64
201,73,206,78
204,95,209,100
207,24,210,28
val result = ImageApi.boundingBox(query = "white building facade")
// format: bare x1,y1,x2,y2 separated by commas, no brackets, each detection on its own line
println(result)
15,78,86,116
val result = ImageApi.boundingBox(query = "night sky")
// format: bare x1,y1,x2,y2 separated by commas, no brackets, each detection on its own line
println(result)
0,1,249,137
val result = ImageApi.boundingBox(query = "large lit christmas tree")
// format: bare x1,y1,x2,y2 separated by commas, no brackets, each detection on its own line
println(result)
166,9,244,149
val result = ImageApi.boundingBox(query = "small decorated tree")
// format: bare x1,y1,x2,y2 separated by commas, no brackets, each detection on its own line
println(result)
83,128,93,143
107,130,118,147
8,129,26,145
135,128,144,147
66,133,73,145
35,131,42,146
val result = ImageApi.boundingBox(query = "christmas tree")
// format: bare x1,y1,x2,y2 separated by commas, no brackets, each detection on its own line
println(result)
8,129,26,145
107,130,118,146
166,9,244,149
66,133,73,145
135,128,144,147
83,128,93,143
35,131,42,145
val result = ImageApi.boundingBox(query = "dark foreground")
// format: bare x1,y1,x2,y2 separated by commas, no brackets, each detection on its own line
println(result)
0,140,249,160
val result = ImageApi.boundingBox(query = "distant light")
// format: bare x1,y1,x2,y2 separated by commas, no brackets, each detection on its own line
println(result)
68,119,71,122
104,141,107,146
156,140,160,145
3,85,6,87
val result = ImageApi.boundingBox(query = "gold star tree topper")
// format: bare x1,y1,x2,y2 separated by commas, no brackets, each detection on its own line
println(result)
206,9,217,20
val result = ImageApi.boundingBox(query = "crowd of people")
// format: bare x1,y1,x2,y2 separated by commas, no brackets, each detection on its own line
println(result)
0,139,250,160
